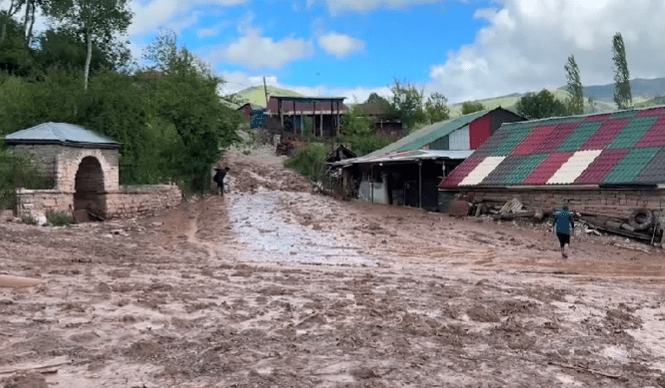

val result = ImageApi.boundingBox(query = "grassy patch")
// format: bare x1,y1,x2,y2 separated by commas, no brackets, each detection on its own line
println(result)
284,143,329,181
46,212,72,227
0,149,54,210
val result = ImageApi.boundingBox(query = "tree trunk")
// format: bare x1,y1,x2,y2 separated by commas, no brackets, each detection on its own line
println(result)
0,18,7,49
22,0,29,44
84,26,91,92
25,1,35,49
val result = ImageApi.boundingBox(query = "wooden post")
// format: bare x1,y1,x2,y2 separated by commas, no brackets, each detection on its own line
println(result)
279,98,283,128
371,164,374,204
263,77,269,108
336,101,340,137
320,106,323,137
312,101,316,136
418,160,422,209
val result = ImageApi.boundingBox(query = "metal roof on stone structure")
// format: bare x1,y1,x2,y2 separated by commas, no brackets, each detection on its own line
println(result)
4,122,120,149
440,105,665,188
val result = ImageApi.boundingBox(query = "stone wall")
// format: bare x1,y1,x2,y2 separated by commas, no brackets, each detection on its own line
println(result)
15,184,182,220
449,187,665,219
15,189,74,218
103,185,182,219
13,144,61,181
12,144,119,192
57,147,119,192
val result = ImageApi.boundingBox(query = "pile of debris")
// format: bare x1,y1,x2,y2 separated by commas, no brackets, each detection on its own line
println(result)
453,194,664,247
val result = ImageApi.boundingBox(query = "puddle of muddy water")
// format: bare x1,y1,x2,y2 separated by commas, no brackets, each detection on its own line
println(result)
228,192,377,267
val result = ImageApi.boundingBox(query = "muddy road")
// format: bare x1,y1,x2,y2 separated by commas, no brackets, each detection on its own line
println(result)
1,149,665,388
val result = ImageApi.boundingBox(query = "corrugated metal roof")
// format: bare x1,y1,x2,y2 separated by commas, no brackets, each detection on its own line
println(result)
439,105,665,187
333,149,473,167
547,150,602,184
364,110,489,158
459,156,505,186
4,122,120,148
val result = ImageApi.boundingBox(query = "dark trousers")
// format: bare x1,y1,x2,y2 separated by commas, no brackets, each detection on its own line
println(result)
556,232,570,247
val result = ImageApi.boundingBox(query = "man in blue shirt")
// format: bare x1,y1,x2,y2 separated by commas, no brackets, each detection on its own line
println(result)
553,205,574,258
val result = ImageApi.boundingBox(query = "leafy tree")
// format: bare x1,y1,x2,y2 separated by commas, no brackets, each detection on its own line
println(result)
0,1,24,56
34,27,125,73
0,10,33,74
21,0,49,49
516,89,570,120
612,32,632,109
46,0,132,91
141,30,241,191
388,78,427,132
564,55,584,115
0,29,242,194
339,103,393,155
365,92,388,104
461,100,485,115
341,104,373,137
424,92,450,123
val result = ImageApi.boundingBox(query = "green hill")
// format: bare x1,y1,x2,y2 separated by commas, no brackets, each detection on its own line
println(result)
449,89,620,117
232,86,303,108
450,89,575,117
557,77,665,103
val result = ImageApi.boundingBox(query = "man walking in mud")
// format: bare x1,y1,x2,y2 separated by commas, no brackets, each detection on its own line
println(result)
213,167,229,196
552,204,574,258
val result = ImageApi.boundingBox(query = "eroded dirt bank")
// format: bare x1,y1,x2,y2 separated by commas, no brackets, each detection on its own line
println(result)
1,149,665,388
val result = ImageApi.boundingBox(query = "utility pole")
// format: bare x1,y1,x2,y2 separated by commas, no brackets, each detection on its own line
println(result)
263,77,269,108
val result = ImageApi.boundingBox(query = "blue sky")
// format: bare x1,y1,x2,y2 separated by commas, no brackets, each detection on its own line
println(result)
107,1,665,103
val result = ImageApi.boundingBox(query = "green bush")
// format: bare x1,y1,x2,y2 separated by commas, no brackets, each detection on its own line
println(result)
0,148,54,210
284,143,329,181
22,216,38,225
46,212,72,227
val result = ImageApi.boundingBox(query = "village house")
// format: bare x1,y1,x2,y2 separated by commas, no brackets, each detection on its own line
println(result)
237,103,266,129
4,122,181,222
438,106,665,238
333,107,525,210
265,96,348,138
359,102,404,139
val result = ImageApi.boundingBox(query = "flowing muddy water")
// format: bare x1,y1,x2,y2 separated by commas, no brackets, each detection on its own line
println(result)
228,191,377,267
2,149,665,387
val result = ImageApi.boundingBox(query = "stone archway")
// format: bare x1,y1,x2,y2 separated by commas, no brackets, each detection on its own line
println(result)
74,156,106,218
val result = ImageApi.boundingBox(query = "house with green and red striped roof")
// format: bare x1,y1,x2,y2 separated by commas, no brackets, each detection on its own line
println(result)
332,107,525,210
439,106,665,219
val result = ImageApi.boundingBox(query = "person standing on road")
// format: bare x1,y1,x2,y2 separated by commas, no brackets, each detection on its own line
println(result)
213,167,230,196
552,204,574,258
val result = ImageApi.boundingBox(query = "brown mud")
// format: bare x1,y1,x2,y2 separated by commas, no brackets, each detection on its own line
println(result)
1,149,665,387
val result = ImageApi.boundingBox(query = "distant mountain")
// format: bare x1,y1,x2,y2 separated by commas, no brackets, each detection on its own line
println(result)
449,90,576,117
558,77,665,103
232,86,303,108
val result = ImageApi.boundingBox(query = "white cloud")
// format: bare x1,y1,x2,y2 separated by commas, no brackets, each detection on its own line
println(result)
318,32,366,58
427,0,665,103
196,22,229,38
128,0,248,37
218,71,391,103
311,0,443,13
209,14,314,70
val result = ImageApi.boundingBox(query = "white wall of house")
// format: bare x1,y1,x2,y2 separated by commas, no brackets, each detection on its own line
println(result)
449,125,470,150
